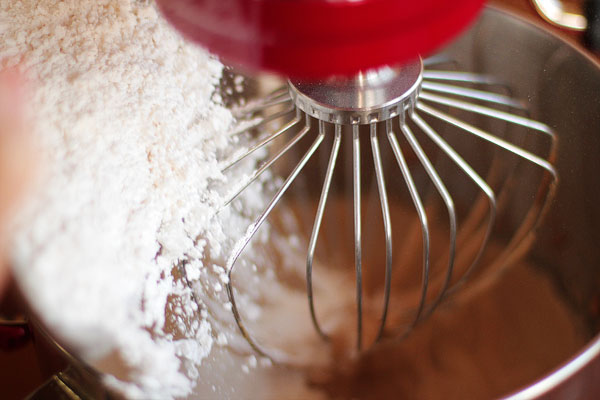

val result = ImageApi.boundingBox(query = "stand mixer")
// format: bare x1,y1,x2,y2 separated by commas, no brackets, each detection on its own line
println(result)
158,0,557,359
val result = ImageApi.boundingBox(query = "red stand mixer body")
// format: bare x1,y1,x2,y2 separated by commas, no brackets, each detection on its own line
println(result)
157,0,486,78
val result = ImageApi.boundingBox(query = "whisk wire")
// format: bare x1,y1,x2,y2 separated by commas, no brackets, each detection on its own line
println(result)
419,92,555,140
421,81,525,109
229,105,295,137
223,113,301,171
387,124,431,333
307,122,342,341
234,94,292,118
422,55,457,67
233,86,290,116
353,124,364,350
370,121,393,343
411,113,497,292
226,115,324,358
423,71,504,86
417,103,556,172
224,120,310,207
400,122,457,316
417,102,557,281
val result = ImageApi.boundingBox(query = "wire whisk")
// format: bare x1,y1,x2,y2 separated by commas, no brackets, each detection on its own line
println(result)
219,57,557,360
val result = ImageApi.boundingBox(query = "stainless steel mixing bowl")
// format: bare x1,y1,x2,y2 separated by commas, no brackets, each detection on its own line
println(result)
17,6,600,399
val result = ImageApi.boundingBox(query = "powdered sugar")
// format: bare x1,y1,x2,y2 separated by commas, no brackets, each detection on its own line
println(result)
0,0,252,397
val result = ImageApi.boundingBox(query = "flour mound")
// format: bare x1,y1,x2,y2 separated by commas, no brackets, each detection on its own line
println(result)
2,0,237,397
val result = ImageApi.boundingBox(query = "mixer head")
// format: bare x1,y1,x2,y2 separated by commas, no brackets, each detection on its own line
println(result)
157,0,486,78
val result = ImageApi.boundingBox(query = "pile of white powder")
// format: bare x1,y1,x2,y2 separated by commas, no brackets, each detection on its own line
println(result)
0,1,344,397
0,0,315,398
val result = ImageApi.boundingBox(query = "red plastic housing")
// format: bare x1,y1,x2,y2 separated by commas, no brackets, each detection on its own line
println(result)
157,0,485,79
